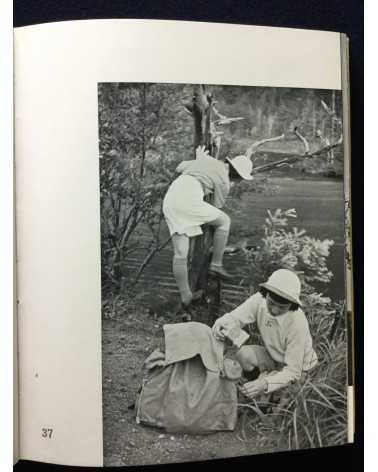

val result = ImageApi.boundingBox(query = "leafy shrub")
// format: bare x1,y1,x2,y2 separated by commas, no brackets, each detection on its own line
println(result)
238,208,334,292
98,83,192,293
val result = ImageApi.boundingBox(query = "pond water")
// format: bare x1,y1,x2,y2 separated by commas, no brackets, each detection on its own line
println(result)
230,177,346,300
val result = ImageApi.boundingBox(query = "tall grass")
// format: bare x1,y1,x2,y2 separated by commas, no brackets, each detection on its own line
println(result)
239,325,347,451
235,286,348,450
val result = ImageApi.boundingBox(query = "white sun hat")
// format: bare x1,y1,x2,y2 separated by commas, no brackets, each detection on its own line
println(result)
259,269,302,306
226,155,254,180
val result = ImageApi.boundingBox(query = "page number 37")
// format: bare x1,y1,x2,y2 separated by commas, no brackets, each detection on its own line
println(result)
41,428,53,439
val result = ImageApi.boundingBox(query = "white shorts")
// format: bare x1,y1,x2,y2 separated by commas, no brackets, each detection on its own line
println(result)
163,175,221,237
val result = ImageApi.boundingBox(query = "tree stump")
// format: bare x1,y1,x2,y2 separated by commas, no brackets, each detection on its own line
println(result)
186,85,222,324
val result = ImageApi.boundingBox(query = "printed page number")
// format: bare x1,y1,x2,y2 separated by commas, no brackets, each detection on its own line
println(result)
41,428,53,439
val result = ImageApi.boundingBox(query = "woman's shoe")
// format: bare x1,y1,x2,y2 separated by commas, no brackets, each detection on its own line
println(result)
191,289,204,304
181,290,204,308
176,290,205,320
209,265,235,281
181,312,192,322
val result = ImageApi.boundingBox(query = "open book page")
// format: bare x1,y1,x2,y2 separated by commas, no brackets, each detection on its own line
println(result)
14,19,347,467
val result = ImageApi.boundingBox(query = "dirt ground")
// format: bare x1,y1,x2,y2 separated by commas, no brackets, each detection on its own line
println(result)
102,306,281,467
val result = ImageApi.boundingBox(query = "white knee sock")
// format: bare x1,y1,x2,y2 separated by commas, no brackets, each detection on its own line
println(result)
172,256,192,305
210,228,230,267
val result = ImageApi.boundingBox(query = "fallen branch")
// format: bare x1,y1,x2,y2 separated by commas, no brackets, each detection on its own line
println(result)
132,235,172,286
252,139,342,174
245,134,285,159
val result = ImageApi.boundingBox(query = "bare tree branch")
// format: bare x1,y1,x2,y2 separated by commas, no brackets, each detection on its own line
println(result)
252,139,343,174
245,134,285,159
320,99,332,115
309,137,342,157
212,106,245,126
294,127,310,154
321,99,342,125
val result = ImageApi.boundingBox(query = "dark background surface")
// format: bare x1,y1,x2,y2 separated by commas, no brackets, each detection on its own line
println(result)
13,1,363,471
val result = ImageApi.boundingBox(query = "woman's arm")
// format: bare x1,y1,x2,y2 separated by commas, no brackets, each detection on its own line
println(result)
264,319,309,393
212,293,260,339
212,177,230,208
175,160,193,173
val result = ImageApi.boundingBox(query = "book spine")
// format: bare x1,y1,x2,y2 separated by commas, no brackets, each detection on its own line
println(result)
340,33,354,444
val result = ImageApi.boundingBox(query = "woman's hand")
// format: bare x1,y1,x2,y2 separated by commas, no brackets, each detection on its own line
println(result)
239,377,268,399
196,145,210,160
212,317,228,341
212,314,240,341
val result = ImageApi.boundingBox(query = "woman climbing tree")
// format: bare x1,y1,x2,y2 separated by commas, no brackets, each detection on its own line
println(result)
162,144,253,311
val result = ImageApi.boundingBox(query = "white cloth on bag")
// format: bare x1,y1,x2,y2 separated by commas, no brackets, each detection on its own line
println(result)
163,174,221,237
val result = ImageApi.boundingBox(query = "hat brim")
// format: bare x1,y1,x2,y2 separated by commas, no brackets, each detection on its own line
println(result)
259,282,302,307
226,157,254,180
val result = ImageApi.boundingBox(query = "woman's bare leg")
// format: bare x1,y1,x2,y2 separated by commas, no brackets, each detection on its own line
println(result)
235,346,276,372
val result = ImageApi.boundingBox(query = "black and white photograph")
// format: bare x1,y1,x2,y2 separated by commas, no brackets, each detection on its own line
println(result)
98,82,348,466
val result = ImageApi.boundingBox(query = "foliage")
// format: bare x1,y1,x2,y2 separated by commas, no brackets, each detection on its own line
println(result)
98,83,193,292
240,208,334,293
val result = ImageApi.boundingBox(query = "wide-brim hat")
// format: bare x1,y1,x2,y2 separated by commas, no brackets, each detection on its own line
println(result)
259,269,302,306
226,155,254,180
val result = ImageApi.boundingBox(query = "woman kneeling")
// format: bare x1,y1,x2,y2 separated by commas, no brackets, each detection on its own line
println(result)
212,269,318,398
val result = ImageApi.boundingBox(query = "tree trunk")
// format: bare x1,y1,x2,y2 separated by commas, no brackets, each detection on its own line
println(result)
312,102,317,135
330,90,336,164
187,85,221,322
